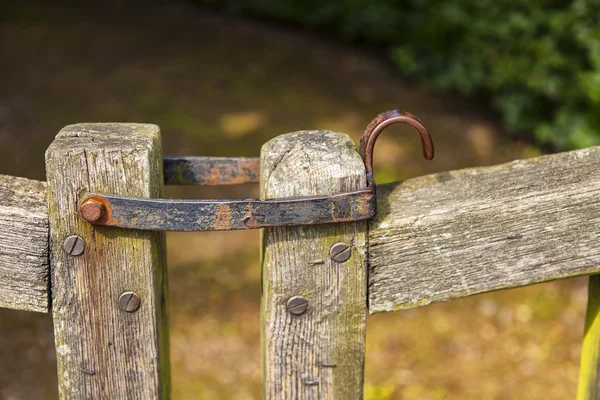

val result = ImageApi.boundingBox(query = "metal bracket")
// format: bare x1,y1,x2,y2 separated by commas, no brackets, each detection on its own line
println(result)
79,110,434,231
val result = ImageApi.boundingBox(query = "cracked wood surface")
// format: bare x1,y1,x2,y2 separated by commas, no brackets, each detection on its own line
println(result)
368,146,600,313
261,130,368,399
46,123,170,399
0,174,49,312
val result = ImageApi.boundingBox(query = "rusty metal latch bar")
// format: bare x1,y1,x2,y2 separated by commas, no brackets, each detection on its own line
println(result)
163,156,260,186
79,110,434,231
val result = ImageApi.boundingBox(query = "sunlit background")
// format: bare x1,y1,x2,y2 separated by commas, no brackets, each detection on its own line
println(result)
0,2,593,399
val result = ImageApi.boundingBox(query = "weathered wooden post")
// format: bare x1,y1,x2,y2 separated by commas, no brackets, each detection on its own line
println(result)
260,130,368,399
579,276,600,400
45,124,170,398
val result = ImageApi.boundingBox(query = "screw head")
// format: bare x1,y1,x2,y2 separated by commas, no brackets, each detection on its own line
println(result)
330,242,351,263
119,291,141,313
80,199,106,223
286,296,308,315
63,235,85,256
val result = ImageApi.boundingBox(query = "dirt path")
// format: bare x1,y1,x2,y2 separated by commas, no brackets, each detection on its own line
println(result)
0,3,582,400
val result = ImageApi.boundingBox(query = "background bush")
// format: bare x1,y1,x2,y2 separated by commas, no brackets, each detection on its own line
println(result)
201,0,600,150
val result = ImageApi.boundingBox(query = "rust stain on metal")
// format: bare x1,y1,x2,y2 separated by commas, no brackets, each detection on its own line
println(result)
80,195,111,224
163,157,260,186
80,198,106,223
80,109,433,231
212,203,233,230
360,109,434,187
243,213,267,229
243,216,260,229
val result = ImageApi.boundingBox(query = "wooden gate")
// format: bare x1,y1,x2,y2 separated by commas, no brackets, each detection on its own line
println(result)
1,122,600,398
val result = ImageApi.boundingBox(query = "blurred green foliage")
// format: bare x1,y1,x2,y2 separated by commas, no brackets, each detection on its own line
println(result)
202,0,600,150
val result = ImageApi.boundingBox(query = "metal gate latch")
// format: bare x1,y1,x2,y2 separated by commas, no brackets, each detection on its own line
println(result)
79,110,434,231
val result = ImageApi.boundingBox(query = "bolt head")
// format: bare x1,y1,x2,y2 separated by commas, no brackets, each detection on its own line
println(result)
80,199,106,223
119,291,141,313
63,235,85,256
330,242,351,263
286,296,308,315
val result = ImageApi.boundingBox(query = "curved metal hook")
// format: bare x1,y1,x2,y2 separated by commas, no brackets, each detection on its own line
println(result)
359,109,434,186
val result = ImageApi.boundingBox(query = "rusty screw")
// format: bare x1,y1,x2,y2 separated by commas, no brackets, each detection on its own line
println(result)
119,291,141,313
80,198,106,223
63,235,85,256
287,296,308,315
330,242,351,263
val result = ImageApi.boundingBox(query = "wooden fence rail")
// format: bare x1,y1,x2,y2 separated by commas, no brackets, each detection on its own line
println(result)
369,146,600,313
1,123,600,398
0,174,49,312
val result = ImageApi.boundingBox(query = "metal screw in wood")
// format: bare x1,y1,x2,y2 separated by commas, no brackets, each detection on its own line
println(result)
119,291,141,313
330,242,351,263
63,235,85,256
286,296,308,315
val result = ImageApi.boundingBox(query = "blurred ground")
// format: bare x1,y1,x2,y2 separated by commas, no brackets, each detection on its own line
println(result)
0,2,586,399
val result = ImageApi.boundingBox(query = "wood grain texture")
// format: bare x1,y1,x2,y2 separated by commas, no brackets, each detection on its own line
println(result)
261,130,368,399
46,123,170,399
0,174,49,312
369,146,600,313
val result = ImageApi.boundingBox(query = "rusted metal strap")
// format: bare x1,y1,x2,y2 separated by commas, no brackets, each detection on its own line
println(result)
163,156,259,186
80,110,434,232
80,189,375,231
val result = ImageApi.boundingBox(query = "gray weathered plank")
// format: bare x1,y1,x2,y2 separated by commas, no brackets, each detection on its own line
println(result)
261,131,368,399
46,123,170,398
369,146,600,313
0,174,49,313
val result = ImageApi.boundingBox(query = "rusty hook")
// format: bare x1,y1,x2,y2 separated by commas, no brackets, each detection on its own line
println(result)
359,109,434,186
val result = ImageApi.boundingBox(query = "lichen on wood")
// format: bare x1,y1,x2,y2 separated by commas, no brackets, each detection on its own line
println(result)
261,130,367,399
46,123,170,399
